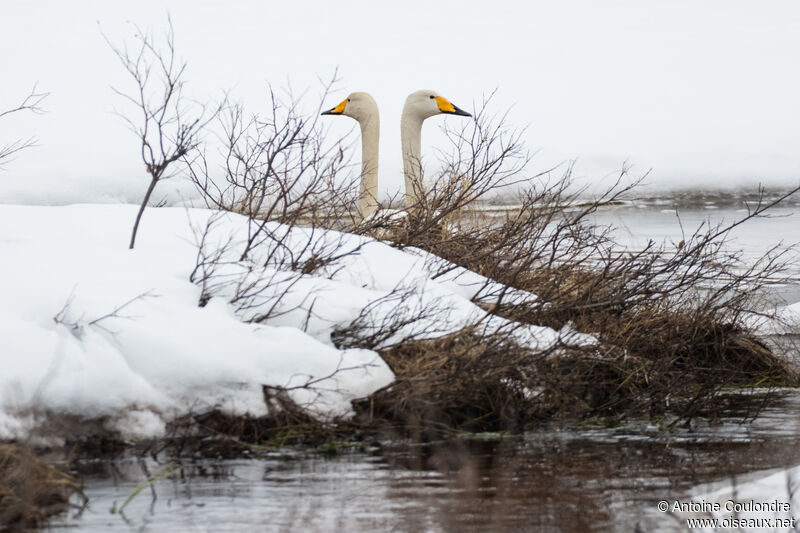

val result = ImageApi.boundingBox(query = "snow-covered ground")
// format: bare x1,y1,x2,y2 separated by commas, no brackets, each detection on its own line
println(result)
668,466,800,532
0,203,584,443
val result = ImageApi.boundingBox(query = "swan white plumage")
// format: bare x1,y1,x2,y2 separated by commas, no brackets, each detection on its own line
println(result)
400,90,471,209
321,92,380,220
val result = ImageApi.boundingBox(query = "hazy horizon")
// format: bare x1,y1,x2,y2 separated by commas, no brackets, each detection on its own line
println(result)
1,0,799,205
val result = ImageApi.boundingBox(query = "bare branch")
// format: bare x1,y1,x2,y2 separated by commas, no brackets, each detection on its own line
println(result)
0,84,49,170
104,17,223,249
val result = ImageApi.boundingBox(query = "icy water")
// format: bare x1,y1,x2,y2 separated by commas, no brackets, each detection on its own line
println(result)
53,393,800,533
592,192,800,305
593,192,800,274
53,194,800,533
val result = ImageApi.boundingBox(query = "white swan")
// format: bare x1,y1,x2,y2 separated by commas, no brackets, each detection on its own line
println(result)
401,90,471,208
321,92,380,220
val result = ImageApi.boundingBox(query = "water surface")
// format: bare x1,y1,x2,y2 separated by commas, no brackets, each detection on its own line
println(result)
55,390,800,532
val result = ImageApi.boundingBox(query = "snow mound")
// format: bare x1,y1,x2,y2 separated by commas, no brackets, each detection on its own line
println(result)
0,204,586,441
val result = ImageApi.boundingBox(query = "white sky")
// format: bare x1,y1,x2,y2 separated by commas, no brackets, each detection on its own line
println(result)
1,0,799,204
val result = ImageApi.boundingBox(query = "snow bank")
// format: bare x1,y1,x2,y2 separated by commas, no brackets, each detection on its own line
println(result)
778,303,800,333
744,301,800,336
0,203,581,442
0,205,390,441
672,465,800,532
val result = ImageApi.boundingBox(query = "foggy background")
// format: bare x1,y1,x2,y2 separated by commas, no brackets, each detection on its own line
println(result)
1,0,798,205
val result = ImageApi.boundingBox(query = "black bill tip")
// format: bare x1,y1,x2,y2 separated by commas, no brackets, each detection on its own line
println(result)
448,105,472,117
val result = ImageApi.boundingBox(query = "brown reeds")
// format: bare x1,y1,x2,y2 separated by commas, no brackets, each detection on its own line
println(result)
0,444,84,530
162,387,354,458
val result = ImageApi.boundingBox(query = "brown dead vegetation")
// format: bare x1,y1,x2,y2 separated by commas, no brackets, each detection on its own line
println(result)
158,386,360,458
0,444,84,531
352,315,794,440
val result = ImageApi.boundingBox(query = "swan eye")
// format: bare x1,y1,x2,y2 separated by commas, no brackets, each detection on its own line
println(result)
429,96,434,99
347,98,351,102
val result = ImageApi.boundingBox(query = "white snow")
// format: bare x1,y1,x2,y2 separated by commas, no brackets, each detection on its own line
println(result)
745,302,800,336
761,302,800,336
0,203,578,441
403,246,540,307
673,465,800,532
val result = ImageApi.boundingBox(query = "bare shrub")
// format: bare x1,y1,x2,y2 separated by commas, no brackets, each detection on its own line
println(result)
186,206,372,327
185,75,405,251
387,92,540,247
494,186,800,420
182,74,416,329
186,80,349,223
105,17,220,249
330,285,463,351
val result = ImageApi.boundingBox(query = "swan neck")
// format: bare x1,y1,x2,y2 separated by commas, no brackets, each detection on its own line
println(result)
400,112,424,208
357,114,380,219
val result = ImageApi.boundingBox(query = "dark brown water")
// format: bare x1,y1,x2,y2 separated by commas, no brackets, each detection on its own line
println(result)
52,390,800,532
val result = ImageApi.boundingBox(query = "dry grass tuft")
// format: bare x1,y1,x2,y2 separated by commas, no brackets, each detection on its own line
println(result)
0,443,84,530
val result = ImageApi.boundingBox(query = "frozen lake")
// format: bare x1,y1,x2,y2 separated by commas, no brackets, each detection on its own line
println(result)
594,192,800,271
590,192,800,307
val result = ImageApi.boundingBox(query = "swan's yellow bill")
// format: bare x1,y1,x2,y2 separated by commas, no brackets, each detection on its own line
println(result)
322,99,347,115
434,96,456,113
435,96,471,117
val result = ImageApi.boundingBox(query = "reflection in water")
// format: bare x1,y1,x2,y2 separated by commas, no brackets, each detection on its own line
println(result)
56,391,800,533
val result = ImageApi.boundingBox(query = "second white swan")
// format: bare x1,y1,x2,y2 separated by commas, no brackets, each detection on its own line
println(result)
401,90,471,209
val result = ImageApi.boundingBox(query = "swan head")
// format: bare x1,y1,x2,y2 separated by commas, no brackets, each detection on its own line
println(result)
403,90,471,121
321,91,378,124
